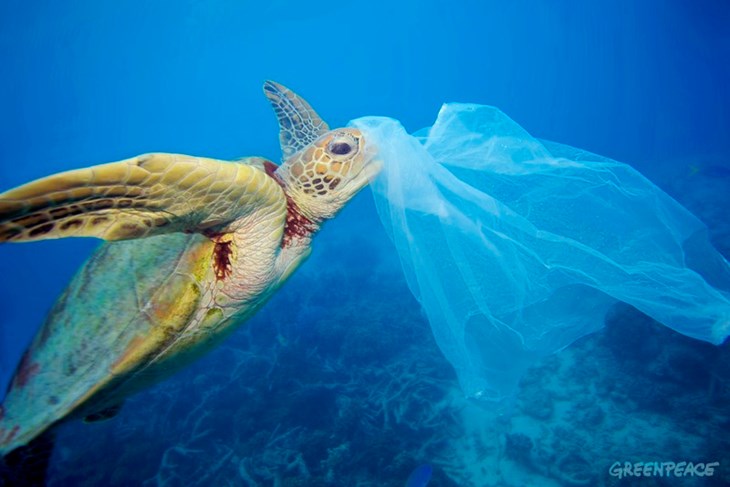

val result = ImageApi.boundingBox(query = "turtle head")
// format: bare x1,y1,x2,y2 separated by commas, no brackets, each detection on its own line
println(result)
278,128,379,220
263,81,380,222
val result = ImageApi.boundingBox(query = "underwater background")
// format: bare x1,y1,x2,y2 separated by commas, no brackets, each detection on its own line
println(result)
1,0,729,485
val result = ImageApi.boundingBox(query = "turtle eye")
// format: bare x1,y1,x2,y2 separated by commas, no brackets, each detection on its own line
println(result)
326,133,358,157
330,142,352,155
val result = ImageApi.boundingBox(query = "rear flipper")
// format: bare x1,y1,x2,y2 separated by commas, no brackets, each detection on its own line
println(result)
0,429,55,486
83,402,124,423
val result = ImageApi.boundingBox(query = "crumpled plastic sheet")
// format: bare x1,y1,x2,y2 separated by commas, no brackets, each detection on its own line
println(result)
350,104,730,402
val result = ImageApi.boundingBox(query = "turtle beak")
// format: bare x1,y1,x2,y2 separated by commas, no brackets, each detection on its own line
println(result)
344,139,382,197
359,142,383,183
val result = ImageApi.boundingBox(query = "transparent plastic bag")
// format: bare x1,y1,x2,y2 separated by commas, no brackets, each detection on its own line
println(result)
350,104,730,402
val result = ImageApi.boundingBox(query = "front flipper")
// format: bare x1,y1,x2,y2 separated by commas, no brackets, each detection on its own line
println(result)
263,80,330,159
0,153,284,243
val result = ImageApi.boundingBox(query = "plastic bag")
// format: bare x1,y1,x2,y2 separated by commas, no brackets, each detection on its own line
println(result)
350,103,730,402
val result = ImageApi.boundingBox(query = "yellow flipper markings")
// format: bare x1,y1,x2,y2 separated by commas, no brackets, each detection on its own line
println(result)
0,153,284,242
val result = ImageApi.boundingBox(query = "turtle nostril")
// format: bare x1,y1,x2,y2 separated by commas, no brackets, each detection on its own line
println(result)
330,142,352,155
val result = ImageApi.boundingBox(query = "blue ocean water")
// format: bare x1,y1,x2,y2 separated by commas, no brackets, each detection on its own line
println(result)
0,1,729,485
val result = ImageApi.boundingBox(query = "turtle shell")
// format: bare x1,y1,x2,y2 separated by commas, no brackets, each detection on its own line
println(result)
0,232,214,454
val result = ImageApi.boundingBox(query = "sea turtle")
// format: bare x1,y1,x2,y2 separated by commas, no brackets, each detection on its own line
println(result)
0,81,379,483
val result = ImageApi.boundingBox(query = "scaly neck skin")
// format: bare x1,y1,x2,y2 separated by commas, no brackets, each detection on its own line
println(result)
213,208,285,308
281,193,321,248
263,161,322,249
212,162,321,311
261,161,321,283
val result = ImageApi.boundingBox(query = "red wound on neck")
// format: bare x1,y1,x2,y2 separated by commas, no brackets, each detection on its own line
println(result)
261,159,318,248
263,161,279,179
282,199,317,248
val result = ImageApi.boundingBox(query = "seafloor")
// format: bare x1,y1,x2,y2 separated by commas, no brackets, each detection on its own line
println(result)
39,164,730,486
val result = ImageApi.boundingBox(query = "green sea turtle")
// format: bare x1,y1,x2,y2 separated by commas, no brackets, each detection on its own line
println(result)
0,81,379,482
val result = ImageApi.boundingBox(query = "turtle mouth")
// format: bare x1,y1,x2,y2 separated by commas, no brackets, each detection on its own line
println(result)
361,151,383,181
349,142,382,190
